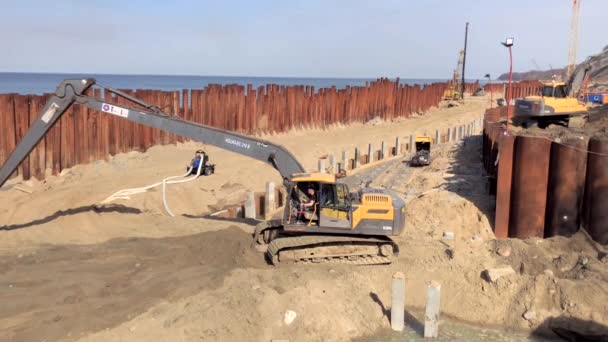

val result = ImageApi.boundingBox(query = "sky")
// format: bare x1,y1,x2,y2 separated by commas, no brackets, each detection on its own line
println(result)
1,0,606,79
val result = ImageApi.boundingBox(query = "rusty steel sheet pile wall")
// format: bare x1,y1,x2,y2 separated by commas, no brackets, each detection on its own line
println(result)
482,106,608,244
545,139,588,238
0,78,460,181
480,80,542,99
584,138,608,244
505,80,543,100
509,137,552,239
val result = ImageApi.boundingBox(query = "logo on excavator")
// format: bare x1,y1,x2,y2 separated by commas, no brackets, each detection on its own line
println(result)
225,138,251,149
101,103,129,118
41,103,60,123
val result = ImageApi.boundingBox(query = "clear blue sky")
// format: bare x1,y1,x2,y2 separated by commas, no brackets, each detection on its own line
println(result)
1,0,606,79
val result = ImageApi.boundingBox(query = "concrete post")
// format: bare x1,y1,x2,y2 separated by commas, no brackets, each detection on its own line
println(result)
354,148,360,169
328,154,335,173
391,272,405,332
395,137,402,156
244,191,256,219
342,150,349,171
318,158,326,173
381,141,386,160
409,135,414,156
435,129,440,144
452,127,457,141
447,128,451,142
424,281,441,338
368,143,374,163
265,182,275,219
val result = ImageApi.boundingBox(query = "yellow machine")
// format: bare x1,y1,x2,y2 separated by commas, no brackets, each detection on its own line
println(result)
514,81,588,127
260,171,404,265
410,136,431,166
443,87,461,101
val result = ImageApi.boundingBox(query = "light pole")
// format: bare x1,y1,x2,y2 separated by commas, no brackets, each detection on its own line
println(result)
501,37,514,133
484,73,492,108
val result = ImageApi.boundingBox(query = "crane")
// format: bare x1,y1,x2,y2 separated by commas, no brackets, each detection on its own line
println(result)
566,0,582,80
0,79,403,265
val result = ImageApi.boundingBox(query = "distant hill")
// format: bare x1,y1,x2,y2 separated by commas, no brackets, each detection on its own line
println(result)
497,45,608,85
497,68,566,82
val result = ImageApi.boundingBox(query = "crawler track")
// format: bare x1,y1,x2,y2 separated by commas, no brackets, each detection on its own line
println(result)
266,235,398,266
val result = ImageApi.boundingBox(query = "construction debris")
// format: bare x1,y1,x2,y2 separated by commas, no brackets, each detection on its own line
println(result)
483,266,516,283
496,245,512,257
283,310,297,325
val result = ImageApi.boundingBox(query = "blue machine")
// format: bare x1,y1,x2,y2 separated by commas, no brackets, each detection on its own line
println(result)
583,93,604,104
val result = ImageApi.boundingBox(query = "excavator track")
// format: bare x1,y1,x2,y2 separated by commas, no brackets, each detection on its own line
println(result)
266,235,398,266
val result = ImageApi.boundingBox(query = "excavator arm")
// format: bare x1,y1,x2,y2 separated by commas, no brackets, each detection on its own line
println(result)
0,79,306,188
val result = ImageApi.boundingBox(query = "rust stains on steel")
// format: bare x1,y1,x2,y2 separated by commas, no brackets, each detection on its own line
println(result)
509,136,552,239
494,134,515,238
0,78,473,181
583,138,608,244
545,138,588,238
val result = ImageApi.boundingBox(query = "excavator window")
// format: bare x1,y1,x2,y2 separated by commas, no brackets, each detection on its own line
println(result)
554,86,567,98
542,86,555,97
335,184,349,209
320,183,336,206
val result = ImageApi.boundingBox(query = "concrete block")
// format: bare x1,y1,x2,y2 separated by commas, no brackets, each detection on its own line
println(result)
409,135,414,155
368,144,374,163
424,280,441,338
447,128,451,142
318,158,326,173
381,141,386,160
395,137,402,155
391,272,405,332
435,129,440,144
483,266,515,282
244,192,256,219
328,154,335,173
354,148,360,168
265,182,275,218
341,150,349,170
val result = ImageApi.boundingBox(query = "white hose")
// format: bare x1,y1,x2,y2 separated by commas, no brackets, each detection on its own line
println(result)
162,163,203,217
101,163,204,217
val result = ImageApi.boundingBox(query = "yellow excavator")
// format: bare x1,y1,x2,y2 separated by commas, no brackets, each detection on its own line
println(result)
514,80,587,128
0,79,404,265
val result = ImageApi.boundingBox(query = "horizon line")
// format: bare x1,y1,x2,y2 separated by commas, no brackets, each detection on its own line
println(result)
0,70,450,81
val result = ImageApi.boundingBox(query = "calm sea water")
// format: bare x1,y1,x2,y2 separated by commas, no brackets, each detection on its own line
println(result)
0,72,448,95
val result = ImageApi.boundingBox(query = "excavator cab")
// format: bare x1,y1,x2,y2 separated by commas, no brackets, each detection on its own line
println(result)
288,174,350,226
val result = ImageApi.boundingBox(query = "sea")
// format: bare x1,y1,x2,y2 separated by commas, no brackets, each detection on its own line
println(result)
0,72,449,95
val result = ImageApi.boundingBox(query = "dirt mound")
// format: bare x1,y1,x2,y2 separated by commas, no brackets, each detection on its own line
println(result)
0,226,262,342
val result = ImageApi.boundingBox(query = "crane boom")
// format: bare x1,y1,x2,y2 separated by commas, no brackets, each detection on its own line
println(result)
567,0,582,80
0,79,306,188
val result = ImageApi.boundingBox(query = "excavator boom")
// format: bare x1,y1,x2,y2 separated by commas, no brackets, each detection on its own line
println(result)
0,79,305,188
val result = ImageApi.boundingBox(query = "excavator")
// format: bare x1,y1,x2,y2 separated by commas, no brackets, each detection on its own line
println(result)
513,76,589,128
0,79,404,265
